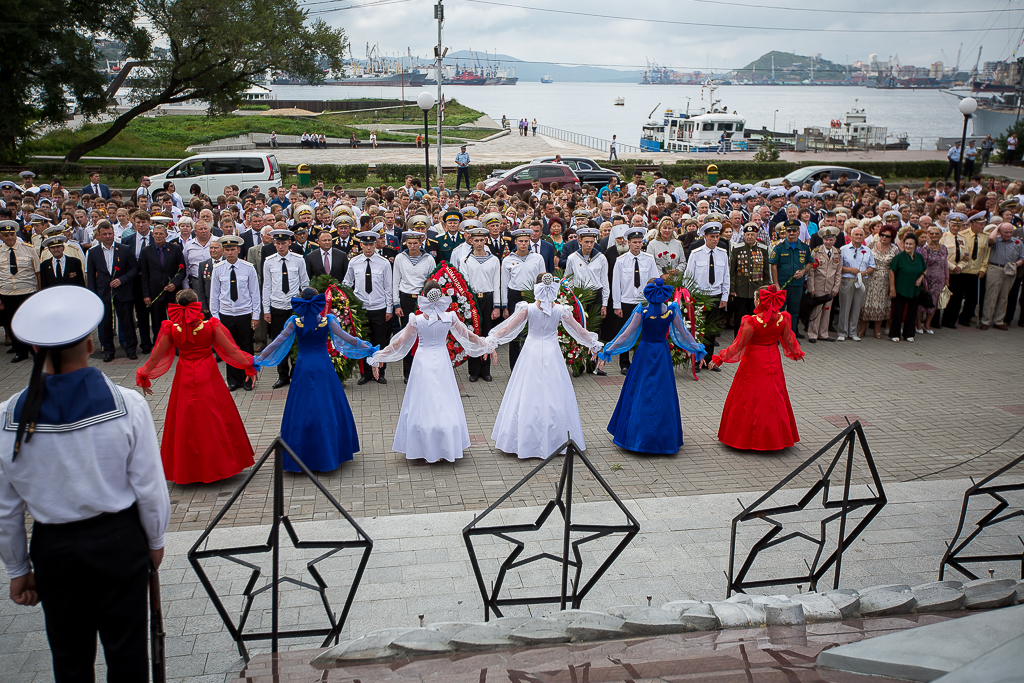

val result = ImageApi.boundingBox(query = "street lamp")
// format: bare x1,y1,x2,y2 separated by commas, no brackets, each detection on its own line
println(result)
957,97,978,184
773,109,779,134
417,91,436,188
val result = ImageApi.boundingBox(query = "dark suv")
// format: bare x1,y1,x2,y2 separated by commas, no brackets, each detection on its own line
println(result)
528,156,620,186
482,163,581,195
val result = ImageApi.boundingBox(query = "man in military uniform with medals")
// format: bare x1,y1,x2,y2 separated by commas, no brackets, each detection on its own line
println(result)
729,223,770,333
769,218,812,336
435,209,464,263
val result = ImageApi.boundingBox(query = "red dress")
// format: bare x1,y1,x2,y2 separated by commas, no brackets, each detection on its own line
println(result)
136,303,257,484
713,311,805,451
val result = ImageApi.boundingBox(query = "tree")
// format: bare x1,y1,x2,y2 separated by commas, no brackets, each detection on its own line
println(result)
994,118,1024,165
62,0,347,162
0,0,150,163
753,134,780,162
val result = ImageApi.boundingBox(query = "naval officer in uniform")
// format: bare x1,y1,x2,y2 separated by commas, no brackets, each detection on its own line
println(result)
0,286,171,682
685,221,730,369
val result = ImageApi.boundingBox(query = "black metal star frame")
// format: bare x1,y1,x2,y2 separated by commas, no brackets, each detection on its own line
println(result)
726,421,886,596
463,438,640,621
939,451,1024,581
187,437,373,661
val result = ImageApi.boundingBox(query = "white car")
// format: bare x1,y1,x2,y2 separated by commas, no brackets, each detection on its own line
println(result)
149,153,281,196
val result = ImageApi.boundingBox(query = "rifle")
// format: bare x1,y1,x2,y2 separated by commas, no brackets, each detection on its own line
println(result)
150,564,166,683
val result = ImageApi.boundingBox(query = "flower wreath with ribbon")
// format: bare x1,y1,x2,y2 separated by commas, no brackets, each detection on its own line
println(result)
420,262,481,367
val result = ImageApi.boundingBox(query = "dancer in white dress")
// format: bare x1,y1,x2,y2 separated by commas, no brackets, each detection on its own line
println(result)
487,274,603,458
368,282,496,463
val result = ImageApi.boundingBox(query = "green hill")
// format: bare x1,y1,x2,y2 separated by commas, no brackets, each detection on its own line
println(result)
733,51,849,83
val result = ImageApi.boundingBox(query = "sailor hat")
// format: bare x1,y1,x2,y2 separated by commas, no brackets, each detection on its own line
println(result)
715,179,731,188
794,191,812,200
575,227,600,238
442,209,463,223
13,286,104,348
817,226,840,238
624,226,646,240
219,235,244,248
270,229,294,240
401,231,426,241
460,218,483,231
356,230,380,243
882,210,902,222
701,222,722,235
0,220,18,233
511,228,532,237
43,235,67,248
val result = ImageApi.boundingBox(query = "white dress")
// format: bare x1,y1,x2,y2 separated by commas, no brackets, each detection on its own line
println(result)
487,300,602,458
368,297,495,463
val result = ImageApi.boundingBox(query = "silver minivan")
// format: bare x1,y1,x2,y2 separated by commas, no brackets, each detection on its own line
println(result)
150,153,281,196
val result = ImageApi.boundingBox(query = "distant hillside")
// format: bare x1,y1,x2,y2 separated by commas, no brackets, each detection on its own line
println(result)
732,51,849,83
446,51,641,83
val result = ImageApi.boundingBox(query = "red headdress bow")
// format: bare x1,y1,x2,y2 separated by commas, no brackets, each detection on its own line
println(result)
167,301,203,326
754,287,787,318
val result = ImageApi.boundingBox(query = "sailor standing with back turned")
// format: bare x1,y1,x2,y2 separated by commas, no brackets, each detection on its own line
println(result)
0,286,171,682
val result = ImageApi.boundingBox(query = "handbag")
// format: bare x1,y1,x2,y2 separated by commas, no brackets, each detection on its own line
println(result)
916,288,934,309
937,285,952,310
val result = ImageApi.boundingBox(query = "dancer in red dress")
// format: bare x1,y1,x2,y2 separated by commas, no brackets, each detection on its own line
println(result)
710,285,804,450
136,290,257,484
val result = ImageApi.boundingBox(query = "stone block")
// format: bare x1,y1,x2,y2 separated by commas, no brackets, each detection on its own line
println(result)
709,601,755,628
911,584,966,614
726,593,752,604
824,589,861,618
542,610,604,625
621,607,694,635
390,628,456,654
791,593,843,622
448,617,532,651
310,628,413,664
660,600,700,618
1016,581,1024,605
963,578,1017,610
859,586,917,617
679,604,720,631
508,619,571,645
764,601,806,626
564,612,627,641
606,604,650,620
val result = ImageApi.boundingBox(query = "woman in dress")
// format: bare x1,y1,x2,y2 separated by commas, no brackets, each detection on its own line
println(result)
888,233,928,343
487,274,604,459
917,225,948,334
136,289,256,484
254,287,377,472
859,224,900,339
646,217,685,276
710,285,805,451
367,281,497,463
595,278,706,455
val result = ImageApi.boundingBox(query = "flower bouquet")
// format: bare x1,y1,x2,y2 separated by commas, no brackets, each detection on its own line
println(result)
520,278,597,375
309,274,370,381
423,262,481,367
661,271,723,375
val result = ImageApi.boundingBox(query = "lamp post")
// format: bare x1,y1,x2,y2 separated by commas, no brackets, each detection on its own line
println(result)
773,109,779,134
417,91,436,188
957,97,978,185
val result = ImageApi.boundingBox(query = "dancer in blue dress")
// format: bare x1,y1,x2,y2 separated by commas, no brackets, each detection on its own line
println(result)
254,288,377,472
596,278,706,454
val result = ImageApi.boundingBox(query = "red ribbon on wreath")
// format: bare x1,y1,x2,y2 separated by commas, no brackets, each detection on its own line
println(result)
674,287,700,381
416,262,482,367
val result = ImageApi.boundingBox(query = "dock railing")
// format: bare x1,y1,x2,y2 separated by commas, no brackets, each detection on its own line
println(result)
536,125,645,156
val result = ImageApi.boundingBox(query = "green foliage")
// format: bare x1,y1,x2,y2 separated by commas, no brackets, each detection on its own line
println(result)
237,104,271,111
610,159,654,179
0,0,151,162
307,276,369,382
320,98,482,128
994,119,1024,163
654,159,953,184
305,164,369,184
753,135,781,162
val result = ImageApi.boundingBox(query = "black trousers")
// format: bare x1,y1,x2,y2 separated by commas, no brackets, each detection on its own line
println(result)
732,296,755,334
468,292,497,379
456,167,471,190
583,289,605,370
889,294,919,340
220,313,255,385
702,303,727,359
364,308,392,379
608,302,637,369
131,292,154,351
505,289,525,370
397,292,419,379
150,298,170,332
0,293,32,354
942,272,969,327
1005,275,1024,324
31,505,150,683
99,294,137,356
958,273,981,326
269,306,294,381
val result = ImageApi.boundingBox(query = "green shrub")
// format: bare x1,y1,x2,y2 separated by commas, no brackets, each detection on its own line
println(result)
237,104,271,111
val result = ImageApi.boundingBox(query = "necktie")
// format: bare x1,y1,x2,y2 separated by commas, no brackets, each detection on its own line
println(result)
633,256,640,288
365,260,373,293
281,258,289,293
157,245,165,266
324,251,330,274
230,265,238,301
708,251,716,285
955,239,961,263
9,249,17,275
54,259,61,280
971,234,978,261
93,184,98,195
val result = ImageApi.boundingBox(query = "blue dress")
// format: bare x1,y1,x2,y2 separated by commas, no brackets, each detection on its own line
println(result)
255,297,377,472
598,302,706,454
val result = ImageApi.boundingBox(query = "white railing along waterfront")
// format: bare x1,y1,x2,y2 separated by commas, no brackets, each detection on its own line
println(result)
536,125,645,156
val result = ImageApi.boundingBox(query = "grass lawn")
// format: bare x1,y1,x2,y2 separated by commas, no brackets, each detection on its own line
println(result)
320,99,483,127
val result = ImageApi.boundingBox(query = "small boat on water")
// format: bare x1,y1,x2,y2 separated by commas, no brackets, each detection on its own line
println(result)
540,75,553,84
640,80,746,152
613,97,625,106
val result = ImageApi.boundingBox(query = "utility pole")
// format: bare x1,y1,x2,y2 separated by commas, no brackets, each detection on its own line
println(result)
435,0,444,187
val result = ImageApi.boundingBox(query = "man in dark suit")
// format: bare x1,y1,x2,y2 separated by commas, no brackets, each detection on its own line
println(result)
121,213,157,352
80,171,111,201
139,222,186,332
526,220,555,273
86,221,138,361
305,230,348,282
39,237,85,288
192,238,224,317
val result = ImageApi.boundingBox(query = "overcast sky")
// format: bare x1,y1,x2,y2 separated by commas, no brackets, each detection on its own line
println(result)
324,0,1024,72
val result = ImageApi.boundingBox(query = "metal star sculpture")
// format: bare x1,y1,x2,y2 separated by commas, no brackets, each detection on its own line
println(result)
727,421,886,596
188,438,373,661
940,451,1024,581
464,439,640,621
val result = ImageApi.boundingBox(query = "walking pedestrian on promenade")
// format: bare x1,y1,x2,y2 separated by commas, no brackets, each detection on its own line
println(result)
531,118,537,136
455,145,471,191
609,135,618,160
717,132,728,154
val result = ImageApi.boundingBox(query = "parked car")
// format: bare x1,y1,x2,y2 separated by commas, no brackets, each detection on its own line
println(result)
759,165,882,189
482,163,581,196
149,153,281,197
527,156,620,186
